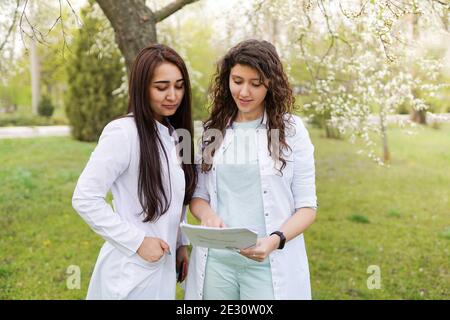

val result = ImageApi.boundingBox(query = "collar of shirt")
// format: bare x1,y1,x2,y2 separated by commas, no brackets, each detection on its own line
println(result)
127,112,175,138
155,118,175,138
225,109,268,129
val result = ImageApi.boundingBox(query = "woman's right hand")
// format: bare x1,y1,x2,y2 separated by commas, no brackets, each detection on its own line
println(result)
190,198,225,228
200,212,226,228
137,237,170,263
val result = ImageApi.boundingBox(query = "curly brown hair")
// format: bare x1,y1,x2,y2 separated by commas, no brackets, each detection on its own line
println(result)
201,39,295,173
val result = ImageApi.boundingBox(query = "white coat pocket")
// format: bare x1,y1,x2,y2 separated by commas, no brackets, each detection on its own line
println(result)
117,253,167,299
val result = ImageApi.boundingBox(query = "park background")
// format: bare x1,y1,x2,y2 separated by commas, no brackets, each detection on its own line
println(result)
0,0,449,299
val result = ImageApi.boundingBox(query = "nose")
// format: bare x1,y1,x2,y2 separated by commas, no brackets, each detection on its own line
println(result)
166,87,176,101
240,84,250,98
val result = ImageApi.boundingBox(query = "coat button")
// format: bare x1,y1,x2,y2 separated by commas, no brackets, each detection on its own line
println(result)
265,212,269,216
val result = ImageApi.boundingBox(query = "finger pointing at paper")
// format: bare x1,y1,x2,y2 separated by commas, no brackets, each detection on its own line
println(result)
200,211,226,228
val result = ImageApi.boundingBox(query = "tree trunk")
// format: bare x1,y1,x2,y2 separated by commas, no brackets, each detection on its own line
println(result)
30,37,40,115
325,123,341,139
410,109,427,125
29,2,40,115
270,16,279,46
409,13,426,125
95,0,199,73
380,112,390,164
96,0,157,73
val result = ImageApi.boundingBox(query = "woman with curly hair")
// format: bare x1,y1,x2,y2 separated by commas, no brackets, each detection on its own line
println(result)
185,39,318,300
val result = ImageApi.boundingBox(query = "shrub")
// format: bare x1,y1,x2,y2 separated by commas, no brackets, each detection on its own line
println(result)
65,3,126,142
38,95,55,118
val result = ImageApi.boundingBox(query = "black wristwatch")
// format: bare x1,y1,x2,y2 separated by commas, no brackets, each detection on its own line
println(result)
270,231,286,250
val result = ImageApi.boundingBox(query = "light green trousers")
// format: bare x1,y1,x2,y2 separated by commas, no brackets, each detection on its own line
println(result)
203,248,275,300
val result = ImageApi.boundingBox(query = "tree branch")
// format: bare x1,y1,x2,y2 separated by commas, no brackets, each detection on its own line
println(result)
430,0,449,6
0,0,20,52
154,0,199,23
339,0,370,19
16,0,81,53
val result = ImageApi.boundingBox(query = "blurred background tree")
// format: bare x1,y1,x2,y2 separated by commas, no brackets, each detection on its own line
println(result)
65,1,126,142
95,0,199,72
235,0,450,164
0,0,449,157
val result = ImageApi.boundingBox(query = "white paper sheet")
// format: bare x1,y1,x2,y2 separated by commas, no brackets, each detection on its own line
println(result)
180,223,258,250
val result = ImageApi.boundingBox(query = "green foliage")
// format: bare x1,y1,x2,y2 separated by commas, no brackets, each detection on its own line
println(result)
0,66,32,109
159,18,219,121
65,3,126,142
0,114,68,127
1,2,76,120
38,95,55,118
397,102,410,115
191,86,210,121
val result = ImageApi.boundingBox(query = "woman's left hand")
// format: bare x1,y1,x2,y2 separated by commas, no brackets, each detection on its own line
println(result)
176,245,189,282
239,235,280,262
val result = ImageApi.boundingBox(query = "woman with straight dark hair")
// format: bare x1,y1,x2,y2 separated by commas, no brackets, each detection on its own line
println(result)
185,39,317,300
72,44,197,299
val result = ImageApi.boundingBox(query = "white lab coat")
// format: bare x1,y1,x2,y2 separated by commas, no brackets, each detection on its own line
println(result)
72,116,188,300
185,113,317,300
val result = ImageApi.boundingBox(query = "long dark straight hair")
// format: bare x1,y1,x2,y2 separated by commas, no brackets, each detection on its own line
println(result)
127,44,197,223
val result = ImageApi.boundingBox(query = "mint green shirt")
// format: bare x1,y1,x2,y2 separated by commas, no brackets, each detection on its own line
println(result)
216,117,267,237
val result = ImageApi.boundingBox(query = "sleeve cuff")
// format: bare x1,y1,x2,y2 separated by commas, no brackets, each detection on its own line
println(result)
117,228,146,257
294,199,318,212
177,227,190,248
191,194,210,202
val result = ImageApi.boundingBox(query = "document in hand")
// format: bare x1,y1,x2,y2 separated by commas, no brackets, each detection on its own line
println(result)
180,223,258,250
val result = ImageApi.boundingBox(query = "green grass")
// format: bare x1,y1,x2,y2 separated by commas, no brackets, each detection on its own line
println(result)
348,214,371,224
0,124,449,299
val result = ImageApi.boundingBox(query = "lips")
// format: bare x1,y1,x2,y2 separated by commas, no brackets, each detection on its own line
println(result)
162,104,178,109
239,98,253,105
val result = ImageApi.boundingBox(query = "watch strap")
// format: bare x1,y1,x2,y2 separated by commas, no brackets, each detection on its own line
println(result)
270,231,286,250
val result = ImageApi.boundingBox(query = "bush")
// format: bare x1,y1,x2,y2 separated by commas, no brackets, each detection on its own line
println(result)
38,95,55,118
397,102,410,115
65,3,126,142
191,86,210,121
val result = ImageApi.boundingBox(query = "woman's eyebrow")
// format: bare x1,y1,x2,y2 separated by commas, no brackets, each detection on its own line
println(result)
230,74,260,81
153,79,184,84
